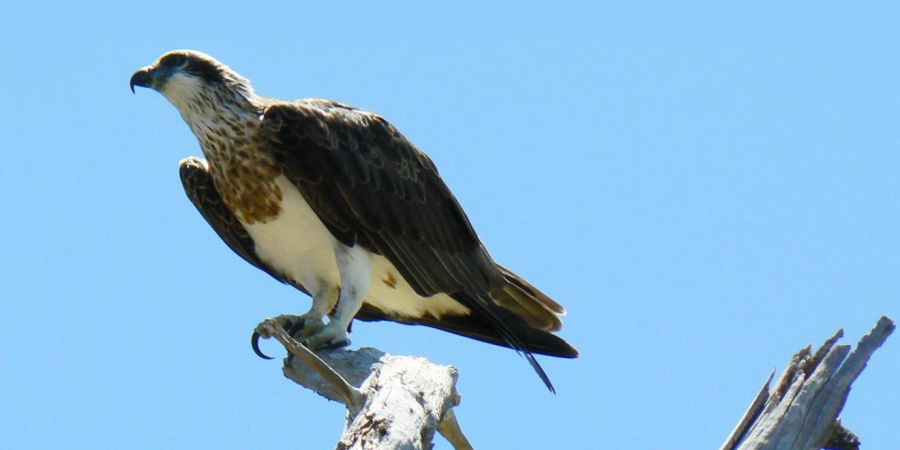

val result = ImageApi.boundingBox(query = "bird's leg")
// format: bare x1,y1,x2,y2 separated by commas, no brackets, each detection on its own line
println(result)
251,285,338,359
289,284,339,339
303,244,372,350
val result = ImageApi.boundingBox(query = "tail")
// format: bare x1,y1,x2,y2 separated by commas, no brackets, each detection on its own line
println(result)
355,264,577,391
487,264,578,357
396,265,578,358
445,268,577,392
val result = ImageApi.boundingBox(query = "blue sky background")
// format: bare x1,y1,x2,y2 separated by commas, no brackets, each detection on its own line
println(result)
1,2,898,449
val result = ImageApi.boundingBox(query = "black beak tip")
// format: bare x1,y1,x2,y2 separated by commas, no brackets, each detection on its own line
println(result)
129,69,153,94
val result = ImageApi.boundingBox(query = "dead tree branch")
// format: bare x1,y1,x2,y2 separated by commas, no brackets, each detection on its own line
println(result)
721,316,894,450
256,315,894,450
255,319,471,450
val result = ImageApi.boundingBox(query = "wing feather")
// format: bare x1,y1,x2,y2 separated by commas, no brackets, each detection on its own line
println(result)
260,99,502,297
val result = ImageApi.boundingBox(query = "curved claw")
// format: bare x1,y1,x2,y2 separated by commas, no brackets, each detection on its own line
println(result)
251,331,274,360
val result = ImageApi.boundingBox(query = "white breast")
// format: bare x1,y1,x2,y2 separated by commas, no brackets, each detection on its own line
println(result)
243,175,339,293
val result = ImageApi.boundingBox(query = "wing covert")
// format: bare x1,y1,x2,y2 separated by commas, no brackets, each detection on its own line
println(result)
260,99,503,298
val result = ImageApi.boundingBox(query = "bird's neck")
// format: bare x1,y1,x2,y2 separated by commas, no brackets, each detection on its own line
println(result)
157,75,258,143
172,89,264,154
174,88,284,225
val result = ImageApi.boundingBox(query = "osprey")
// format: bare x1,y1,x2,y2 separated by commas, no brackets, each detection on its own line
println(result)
131,50,577,391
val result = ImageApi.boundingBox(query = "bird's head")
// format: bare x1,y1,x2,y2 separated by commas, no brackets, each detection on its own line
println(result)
130,50,257,117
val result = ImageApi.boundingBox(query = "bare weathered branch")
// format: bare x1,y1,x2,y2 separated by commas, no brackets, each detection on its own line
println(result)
721,316,894,450
255,318,469,450
255,318,363,408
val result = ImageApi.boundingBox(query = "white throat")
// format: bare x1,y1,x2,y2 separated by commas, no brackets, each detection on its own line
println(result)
160,73,259,143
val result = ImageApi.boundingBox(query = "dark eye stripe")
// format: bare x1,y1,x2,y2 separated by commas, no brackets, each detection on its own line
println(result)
163,54,186,67
158,53,225,86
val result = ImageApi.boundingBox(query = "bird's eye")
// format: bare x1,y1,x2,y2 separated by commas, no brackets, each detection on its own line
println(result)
163,54,186,67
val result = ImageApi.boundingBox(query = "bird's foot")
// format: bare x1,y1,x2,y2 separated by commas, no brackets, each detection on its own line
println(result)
251,313,328,359
285,312,327,340
302,321,352,351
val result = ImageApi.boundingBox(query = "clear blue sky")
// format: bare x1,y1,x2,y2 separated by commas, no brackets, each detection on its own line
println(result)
2,2,898,449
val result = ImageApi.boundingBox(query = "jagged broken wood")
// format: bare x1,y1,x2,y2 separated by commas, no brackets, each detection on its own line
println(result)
255,318,472,450
720,316,895,450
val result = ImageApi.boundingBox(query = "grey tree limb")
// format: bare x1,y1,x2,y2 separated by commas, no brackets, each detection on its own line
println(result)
254,319,469,450
721,316,895,450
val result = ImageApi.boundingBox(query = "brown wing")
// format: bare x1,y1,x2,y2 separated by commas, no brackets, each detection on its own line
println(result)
259,100,574,391
179,156,309,295
260,99,502,297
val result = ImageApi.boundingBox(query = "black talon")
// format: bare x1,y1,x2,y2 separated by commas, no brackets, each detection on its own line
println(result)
251,331,274,360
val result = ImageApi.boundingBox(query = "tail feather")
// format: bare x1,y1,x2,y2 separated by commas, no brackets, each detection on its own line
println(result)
354,265,578,391
494,264,566,332
357,264,577,358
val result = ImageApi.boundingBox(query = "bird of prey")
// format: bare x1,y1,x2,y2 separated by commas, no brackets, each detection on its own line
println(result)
131,50,577,391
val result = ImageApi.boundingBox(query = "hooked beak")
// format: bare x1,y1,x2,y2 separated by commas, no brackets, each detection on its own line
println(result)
130,66,155,93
